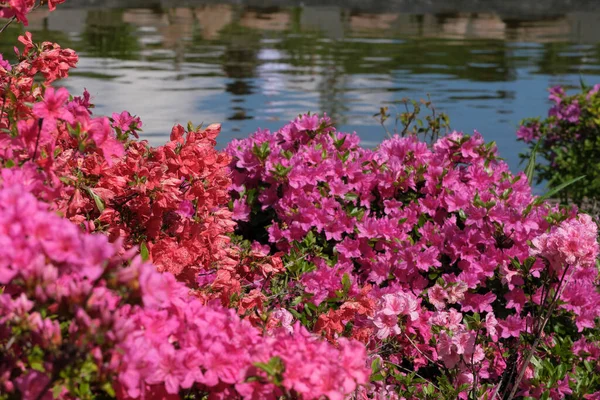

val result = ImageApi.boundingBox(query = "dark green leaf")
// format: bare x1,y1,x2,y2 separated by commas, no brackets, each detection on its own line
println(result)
536,175,586,203
525,139,540,185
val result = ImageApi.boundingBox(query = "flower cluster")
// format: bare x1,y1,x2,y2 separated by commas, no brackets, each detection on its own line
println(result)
0,29,368,400
0,32,253,294
517,83,600,209
1,3,599,397
0,0,65,25
59,122,236,286
0,175,369,399
227,114,600,398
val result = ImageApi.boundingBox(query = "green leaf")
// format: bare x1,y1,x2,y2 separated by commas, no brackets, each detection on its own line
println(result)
371,372,385,381
28,346,46,372
579,75,588,91
254,356,284,385
52,385,63,399
254,362,274,376
78,382,91,395
271,163,292,179
525,139,540,185
251,142,271,161
84,186,105,212
341,273,351,294
101,382,116,397
371,358,381,374
30,359,45,372
536,175,586,204
140,242,150,261
334,135,347,149
557,363,567,379
344,192,359,202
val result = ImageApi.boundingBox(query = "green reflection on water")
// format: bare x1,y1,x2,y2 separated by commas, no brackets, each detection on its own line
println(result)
0,5,599,127
81,10,140,60
1,6,595,83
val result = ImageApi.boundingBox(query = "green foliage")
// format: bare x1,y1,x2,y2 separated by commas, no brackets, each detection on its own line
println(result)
253,356,285,386
518,84,600,211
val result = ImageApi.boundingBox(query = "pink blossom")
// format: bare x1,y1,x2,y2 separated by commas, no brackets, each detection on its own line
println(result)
89,117,124,165
428,284,448,310
33,87,74,126
14,371,51,400
112,110,142,137
499,315,525,339
460,292,496,313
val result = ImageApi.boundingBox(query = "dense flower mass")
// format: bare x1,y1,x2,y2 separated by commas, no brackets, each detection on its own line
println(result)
227,114,600,398
0,16,368,400
0,28,249,292
0,2,599,398
0,176,369,399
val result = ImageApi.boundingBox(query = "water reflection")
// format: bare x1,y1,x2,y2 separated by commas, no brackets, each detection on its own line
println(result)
84,10,140,60
1,4,600,173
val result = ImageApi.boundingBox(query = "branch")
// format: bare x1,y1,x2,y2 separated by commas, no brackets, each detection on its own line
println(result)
0,15,16,35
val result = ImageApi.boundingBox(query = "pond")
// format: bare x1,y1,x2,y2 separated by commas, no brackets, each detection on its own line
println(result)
2,0,600,176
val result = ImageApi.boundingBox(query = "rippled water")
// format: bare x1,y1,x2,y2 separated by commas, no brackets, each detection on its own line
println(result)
2,3,600,174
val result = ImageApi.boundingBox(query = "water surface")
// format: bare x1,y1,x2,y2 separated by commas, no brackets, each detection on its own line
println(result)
2,2,600,175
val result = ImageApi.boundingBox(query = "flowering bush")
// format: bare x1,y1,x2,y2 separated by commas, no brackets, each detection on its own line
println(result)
0,24,276,309
1,31,237,287
0,2,599,399
517,84,600,210
0,175,369,399
0,4,369,399
227,114,600,398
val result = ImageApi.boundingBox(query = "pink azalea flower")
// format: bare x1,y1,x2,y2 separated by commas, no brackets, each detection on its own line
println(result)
499,315,525,339
231,198,251,221
484,312,498,341
176,200,195,218
294,113,320,132
373,312,401,340
505,288,527,313
146,344,188,394
112,110,142,137
33,87,74,126
460,292,496,313
336,238,362,259
14,371,51,400
46,0,66,12
0,54,11,71
89,117,124,165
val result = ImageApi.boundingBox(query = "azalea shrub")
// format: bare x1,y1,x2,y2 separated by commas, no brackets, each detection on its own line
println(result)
0,174,369,399
1,1,600,399
517,84,600,210
227,114,600,398
0,23,275,304
0,3,369,399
